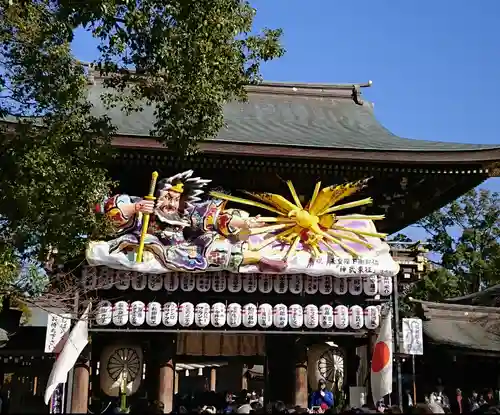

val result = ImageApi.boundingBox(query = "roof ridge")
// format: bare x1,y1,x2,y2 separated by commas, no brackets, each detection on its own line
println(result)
83,63,371,104
255,80,373,90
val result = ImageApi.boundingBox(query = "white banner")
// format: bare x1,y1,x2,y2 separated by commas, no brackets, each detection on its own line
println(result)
44,313,71,353
44,304,90,405
401,318,424,355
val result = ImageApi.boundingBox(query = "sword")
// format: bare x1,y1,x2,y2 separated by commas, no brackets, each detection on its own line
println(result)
136,171,159,263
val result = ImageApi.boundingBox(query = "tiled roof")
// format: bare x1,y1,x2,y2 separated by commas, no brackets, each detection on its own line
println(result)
87,79,500,152
412,299,500,353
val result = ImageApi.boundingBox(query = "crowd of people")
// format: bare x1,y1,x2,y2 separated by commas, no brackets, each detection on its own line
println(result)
95,380,500,414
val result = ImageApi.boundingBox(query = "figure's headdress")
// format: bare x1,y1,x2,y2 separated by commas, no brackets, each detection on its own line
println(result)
156,170,211,211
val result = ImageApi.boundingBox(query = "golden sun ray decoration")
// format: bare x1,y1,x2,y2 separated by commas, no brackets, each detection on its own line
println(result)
209,178,388,260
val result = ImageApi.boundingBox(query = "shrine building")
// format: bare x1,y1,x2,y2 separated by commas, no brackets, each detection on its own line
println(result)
1,71,499,414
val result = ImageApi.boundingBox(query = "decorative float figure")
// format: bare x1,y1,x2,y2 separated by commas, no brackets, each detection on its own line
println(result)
87,170,399,277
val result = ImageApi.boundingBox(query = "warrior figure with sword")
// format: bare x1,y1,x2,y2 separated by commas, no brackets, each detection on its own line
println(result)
89,170,286,273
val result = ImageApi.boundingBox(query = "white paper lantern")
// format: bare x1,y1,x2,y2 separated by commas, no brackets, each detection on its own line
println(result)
211,302,226,328
164,273,179,291
82,267,97,290
178,302,195,327
146,302,162,326
273,304,288,328
364,305,380,330
129,301,146,326
96,300,112,326
348,277,363,296
257,303,273,328
273,275,288,294
196,275,211,292
212,272,226,292
131,272,147,290
319,304,334,329
195,303,210,327
319,275,333,295
180,274,195,292
258,275,273,293
349,305,364,330
112,301,129,326
333,277,348,295
288,304,304,329
304,275,319,294
289,274,303,294
227,274,242,293
162,302,178,327
242,303,258,328
363,276,378,296
148,274,163,291
242,274,258,293
304,304,319,329
115,272,131,290
334,305,349,329
378,276,393,296
227,303,242,328
100,268,115,290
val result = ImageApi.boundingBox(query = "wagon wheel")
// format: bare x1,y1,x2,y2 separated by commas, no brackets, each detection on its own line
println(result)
318,348,345,383
106,348,141,382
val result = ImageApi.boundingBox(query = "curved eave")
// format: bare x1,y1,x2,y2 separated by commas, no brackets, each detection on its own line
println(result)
112,135,500,165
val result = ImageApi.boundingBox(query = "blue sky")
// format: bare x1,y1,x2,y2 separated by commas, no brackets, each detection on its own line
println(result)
71,0,499,239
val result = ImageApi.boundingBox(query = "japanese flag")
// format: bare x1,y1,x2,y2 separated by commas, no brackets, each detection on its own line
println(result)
44,304,91,405
370,309,393,405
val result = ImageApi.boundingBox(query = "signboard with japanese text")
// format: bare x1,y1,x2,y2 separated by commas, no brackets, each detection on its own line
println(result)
401,318,424,355
44,313,71,353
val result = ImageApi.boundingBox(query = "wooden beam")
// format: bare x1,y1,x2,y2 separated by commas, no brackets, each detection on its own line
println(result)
111,136,500,164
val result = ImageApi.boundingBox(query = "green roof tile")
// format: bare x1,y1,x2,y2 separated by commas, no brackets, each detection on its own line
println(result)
86,80,499,152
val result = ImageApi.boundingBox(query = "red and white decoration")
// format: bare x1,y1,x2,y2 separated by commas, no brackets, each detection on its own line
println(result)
371,308,393,404
95,301,381,330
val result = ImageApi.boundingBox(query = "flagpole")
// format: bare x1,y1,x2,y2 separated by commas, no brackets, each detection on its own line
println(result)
392,274,403,410
412,354,416,405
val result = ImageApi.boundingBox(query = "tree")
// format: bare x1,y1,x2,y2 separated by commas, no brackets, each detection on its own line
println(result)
397,188,500,306
60,0,285,154
0,1,115,307
0,0,284,312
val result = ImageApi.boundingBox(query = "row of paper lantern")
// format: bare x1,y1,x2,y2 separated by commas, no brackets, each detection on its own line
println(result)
95,300,381,330
83,268,393,296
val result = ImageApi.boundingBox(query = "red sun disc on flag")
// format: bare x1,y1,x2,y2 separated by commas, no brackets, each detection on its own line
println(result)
372,341,391,373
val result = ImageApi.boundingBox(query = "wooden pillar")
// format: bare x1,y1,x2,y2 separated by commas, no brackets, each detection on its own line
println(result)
157,335,176,413
294,342,308,408
266,335,294,404
210,367,216,391
71,346,90,414
174,371,179,394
